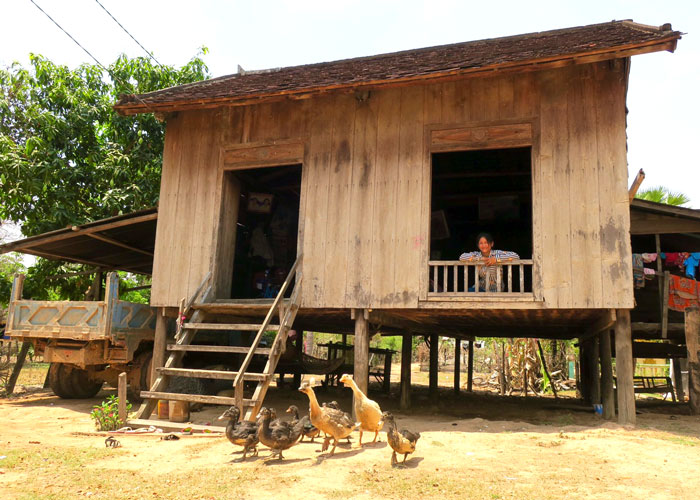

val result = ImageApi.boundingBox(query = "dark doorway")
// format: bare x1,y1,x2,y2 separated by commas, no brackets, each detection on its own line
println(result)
430,147,533,282
229,164,302,299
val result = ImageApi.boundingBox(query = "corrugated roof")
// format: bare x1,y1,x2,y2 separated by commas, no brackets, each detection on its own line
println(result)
0,208,157,275
115,20,681,115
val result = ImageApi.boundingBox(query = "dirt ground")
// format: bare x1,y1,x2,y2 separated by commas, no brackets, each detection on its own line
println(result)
2,366,700,500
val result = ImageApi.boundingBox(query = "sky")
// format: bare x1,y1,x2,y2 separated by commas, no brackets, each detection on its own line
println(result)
1,0,698,209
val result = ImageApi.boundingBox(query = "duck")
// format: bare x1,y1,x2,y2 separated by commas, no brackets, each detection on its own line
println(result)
286,404,320,442
257,407,305,460
382,411,420,466
218,406,258,460
339,373,383,445
299,380,359,456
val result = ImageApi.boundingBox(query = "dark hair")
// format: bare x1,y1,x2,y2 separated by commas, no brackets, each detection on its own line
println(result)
476,232,494,246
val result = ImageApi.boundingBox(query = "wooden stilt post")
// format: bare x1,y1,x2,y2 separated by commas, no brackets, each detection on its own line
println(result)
400,332,412,410
672,357,685,403
454,338,461,393
579,340,591,404
429,334,439,401
685,307,700,414
353,309,369,398
599,330,615,419
590,337,601,405
467,339,474,392
615,309,636,425
150,309,168,387
118,372,127,425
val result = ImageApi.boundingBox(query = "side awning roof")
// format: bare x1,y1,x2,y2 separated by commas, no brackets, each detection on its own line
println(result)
0,208,157,275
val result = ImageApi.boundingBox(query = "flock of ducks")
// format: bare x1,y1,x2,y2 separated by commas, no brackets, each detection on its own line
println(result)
218,374,420,466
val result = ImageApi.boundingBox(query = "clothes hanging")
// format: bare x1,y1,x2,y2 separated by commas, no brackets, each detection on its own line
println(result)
683,253,700,280
632,253,645,288
641,253,657,263
668,274,700,312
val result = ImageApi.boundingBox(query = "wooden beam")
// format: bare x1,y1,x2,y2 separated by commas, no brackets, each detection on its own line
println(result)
685,307,700,415
150,310,168,387
467,340,474,392
580,310,616,342
599,330,615,420
400,332,412,410
84,232,154,257
454,339,461,394
4,342,30,396
628,168,645,201
590,337,601,405
615,309,636,425
354,309,369,401
661,271,670,339
118,372,127,425
429,334,439,401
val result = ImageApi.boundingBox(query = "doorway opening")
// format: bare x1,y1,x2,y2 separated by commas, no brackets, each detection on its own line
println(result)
430,147,533,293
227,164,302,299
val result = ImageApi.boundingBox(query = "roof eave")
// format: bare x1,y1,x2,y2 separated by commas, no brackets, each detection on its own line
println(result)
114,35,680,116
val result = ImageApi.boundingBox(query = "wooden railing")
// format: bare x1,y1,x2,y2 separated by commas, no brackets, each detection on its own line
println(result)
428,259,534,296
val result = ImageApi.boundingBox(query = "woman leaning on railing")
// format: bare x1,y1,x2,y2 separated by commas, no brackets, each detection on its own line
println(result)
459,232,519,292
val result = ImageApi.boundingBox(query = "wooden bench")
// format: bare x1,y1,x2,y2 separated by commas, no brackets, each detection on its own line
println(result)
633,376,676,401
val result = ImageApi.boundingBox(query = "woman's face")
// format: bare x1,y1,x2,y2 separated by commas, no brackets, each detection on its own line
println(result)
478,237,493,255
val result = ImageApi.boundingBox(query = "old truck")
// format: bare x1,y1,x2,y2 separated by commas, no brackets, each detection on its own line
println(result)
6,272,156,398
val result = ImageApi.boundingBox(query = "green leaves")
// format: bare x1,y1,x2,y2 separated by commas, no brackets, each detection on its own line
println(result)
0,52,209,236
636,186,691,206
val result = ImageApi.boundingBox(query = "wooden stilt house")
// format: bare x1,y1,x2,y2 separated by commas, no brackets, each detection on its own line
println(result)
115,20,682,424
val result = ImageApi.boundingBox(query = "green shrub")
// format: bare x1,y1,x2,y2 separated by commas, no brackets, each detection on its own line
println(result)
90,395,131,431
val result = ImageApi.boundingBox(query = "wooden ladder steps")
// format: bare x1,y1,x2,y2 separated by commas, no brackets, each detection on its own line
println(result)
183,322,280,331
156,367,269,381
166,344,271,355
140,391,255,407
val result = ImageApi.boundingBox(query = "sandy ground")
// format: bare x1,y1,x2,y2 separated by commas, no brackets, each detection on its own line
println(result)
2,368,700,500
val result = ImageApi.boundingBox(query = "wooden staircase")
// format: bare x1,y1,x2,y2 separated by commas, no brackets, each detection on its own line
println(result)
133,256,302,422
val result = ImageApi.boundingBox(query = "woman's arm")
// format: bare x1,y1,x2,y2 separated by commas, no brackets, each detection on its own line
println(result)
459,251,481,261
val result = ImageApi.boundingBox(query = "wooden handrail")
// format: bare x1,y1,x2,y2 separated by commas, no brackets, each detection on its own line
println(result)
428,259,533,265
233,254,303,407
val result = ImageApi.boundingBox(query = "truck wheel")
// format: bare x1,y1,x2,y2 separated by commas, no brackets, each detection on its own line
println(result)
48,363,73,398
48,363,102,399
127,351,153,402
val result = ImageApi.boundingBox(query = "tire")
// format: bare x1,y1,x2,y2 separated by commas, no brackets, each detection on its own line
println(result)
48,363,102,399
127,350,153,403
48,363,72,398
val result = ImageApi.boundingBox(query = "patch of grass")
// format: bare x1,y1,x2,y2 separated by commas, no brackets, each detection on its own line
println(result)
660,435,698,447
346,466,558,500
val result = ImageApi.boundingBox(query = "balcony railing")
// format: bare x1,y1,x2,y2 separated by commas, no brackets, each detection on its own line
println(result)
428,259,534,297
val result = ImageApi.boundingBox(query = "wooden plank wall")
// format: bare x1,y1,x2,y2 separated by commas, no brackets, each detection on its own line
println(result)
150,60,633,310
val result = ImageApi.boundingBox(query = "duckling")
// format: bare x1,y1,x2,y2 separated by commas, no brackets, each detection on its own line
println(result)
382,411,420,466
257,407,305,460
286,404,320,442
299,381,359,456
340,373,383,445
218,406,258,460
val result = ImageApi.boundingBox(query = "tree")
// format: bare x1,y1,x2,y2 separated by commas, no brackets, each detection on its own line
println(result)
0,52,209,302
635,186,690,206
0,51,209,237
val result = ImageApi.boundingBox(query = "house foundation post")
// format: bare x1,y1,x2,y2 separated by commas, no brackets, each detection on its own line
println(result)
454,338,461,394
685,307,700,414
150,309,168,387
353,309,369,398
467,339,474,392
671,357,685,403
599,329,615,420
615,309,636,425
590,337,601,406
400,332,412,410
429,334,439,401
